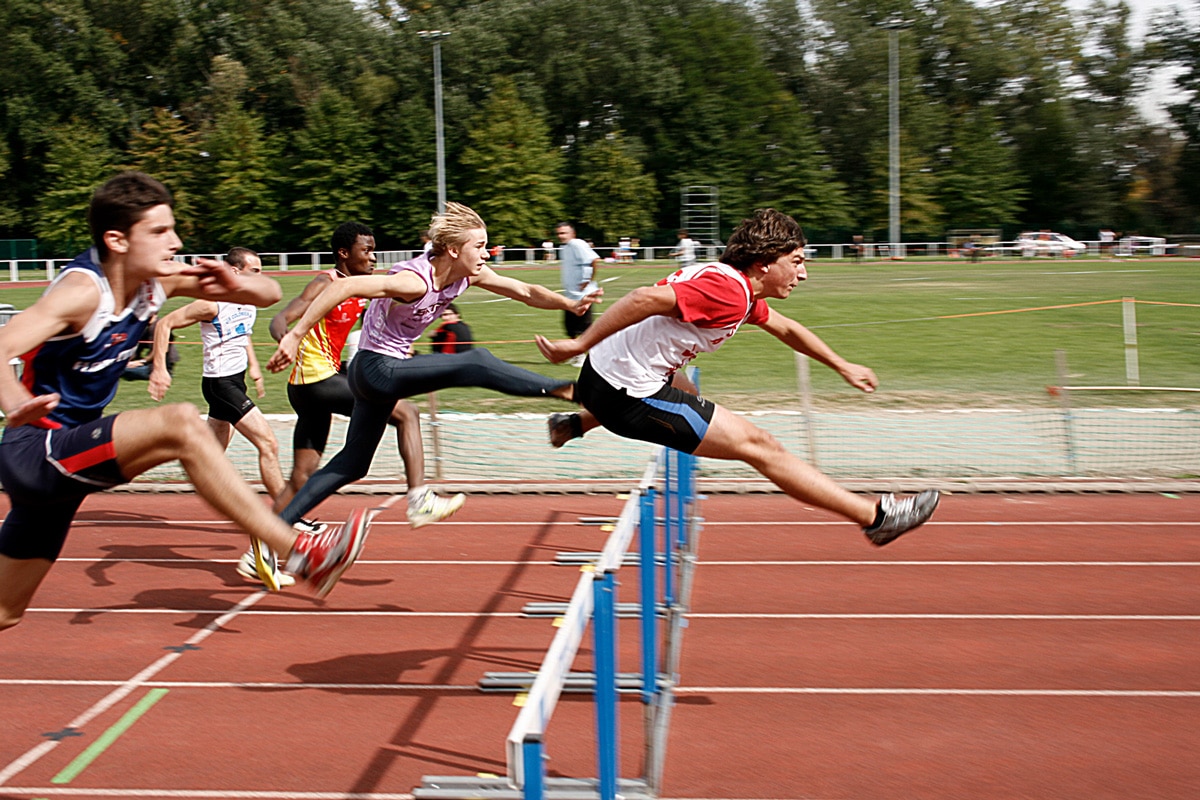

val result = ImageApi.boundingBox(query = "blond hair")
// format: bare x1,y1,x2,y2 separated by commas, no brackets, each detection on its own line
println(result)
428,202,486,256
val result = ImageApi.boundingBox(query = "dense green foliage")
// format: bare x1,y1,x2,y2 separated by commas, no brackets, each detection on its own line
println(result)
1,0,1198,256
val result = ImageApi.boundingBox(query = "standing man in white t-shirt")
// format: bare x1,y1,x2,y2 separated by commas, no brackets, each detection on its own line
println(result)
555,222,602,366
669,229,698,268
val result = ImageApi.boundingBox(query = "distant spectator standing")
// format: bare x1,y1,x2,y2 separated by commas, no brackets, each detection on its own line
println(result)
431,303,473,354
421,230,433,254
1099,227,1115,258
555,222,601,366
542,239,555,262
669,229,698,268
851,234,864,263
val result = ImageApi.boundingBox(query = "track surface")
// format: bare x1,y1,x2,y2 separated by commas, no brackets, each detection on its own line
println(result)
1,491,1197,799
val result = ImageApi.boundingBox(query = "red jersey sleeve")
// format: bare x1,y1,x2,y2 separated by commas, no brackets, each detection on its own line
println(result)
664,269,768,328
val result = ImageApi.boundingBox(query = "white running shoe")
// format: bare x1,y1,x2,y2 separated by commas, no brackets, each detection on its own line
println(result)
407,488,466,528
292,518,328,535
236,538,296,589
863,490,940,546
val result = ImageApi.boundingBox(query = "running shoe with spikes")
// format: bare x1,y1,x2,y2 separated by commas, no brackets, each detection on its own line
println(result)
547,412,583,449
407,487,466,528
237,537,295,590
863,490,940,546
289,508,371,598
292,518,328,535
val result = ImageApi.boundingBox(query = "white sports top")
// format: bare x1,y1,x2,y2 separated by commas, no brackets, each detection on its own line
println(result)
200,301,256,378
589,262,769,397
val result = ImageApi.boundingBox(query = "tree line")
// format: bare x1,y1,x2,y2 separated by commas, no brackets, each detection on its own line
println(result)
1,0,1197,257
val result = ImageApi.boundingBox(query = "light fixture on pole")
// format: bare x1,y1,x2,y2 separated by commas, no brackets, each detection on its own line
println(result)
880,18,909,257
418,30,451,214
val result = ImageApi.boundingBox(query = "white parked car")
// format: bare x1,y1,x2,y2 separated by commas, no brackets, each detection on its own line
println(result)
1016,231,1087,257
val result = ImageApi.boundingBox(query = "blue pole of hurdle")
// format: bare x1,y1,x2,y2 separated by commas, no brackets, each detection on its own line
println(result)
638,488,658,704
593,569,620,800
522,735,545,800
662,452,675,607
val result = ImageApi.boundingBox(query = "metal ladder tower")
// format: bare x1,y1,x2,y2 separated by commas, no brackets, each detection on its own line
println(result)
680,186,720,245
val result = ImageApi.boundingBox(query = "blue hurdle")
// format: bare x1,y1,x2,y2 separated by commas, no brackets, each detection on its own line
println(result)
417,443,699,799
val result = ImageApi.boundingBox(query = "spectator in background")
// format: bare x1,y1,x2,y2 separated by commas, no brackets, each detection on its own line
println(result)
421,230,433,254
431,303,473,354
555,222,601,367
542,238,555,262
669,229,698,268
1099,227,1115,258
851,234,864,263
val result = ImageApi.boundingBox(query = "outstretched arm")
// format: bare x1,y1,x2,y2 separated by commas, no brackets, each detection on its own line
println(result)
0,272,100,425
472,265,602,315
149,300,215,401
268,274,333,342
267,272,425,372
535,283,677,364
161,257,281,307
757,307,877,393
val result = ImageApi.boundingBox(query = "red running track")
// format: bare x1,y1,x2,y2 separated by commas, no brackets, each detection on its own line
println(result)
0,490,1197,799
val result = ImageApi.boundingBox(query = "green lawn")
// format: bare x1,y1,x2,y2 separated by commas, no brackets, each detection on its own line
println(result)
4,256,1199,417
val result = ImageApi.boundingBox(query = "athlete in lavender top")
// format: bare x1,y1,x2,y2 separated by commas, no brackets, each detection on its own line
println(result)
267,202,600,525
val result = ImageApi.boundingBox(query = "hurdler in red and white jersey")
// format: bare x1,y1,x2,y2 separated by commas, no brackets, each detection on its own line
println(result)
587,261,770,397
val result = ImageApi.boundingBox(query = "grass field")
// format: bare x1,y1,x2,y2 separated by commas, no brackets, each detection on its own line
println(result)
3,256,1199,417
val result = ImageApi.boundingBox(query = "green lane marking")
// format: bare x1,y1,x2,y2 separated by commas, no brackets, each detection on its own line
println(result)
51,688,169,784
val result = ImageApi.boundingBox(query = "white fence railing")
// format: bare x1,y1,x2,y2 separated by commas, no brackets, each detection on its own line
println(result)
3,241,1194,282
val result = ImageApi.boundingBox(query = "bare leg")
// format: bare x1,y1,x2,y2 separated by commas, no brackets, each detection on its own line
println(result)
0,555,53,631
390,399,425,490
275,448,321,512
233,407,286,499
113,404,298,557
693,405,877,525
206,416,234,449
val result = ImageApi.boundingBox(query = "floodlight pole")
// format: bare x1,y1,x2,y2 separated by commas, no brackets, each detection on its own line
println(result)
881,19,909,256
419,30,451,213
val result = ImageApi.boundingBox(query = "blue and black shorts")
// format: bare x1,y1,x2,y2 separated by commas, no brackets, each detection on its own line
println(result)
0,415,126,561
575,358,715,454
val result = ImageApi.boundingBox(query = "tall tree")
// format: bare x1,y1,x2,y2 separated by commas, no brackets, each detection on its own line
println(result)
287,89,374,249
575,128,659,244
200,108,281,251
936,108,1026,229
459,78,564,246
125,108,204,242
34,122,118,256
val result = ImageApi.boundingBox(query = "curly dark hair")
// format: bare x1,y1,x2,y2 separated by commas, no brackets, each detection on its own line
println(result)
331,221,374,258
720,208,806,273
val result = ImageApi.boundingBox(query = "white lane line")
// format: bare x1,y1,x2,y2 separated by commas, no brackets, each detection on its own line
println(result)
26,609,525,617
0,592,268,786
0,680,480,690
0,791,416,798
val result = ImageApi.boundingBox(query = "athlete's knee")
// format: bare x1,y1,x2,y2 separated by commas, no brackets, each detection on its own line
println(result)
736,425,787,463
0,608,24,632
390,400,421,427
159,403,209,445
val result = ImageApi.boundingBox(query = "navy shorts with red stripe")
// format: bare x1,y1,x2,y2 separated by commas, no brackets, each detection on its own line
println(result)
0,415,126,561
